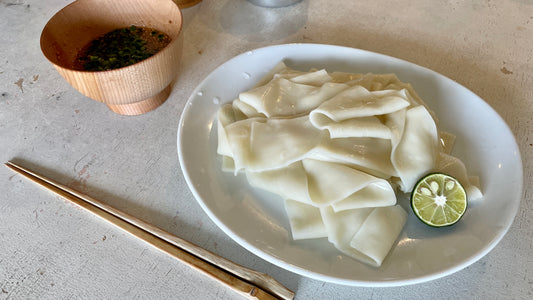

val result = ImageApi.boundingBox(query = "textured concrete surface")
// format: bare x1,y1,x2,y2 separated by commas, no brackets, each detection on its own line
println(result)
0,0,532,299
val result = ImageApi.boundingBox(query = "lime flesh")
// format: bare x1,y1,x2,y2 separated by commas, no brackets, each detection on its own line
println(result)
411,173,467,227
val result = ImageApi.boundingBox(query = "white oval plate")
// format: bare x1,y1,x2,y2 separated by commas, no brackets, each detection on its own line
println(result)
177,44,523,286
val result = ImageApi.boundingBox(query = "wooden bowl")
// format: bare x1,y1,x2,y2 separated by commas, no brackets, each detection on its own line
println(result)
40,0,183,115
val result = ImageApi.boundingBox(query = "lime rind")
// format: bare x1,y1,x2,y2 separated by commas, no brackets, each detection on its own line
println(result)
410,173,467,227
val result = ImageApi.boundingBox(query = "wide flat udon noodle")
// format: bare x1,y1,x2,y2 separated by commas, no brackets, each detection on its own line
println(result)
314,116,392,139
217,65,416,176
310,85,411,123
348,205,407,267
247,159,403,266
283,199,407,266
246,159,396,209
239,76,349,118
216,62,482,267
218,111,400,176
390,105,440,192
284,199,327,240
310,137,397,178
237,62,425,119
309,85,411,139
220,115,324,173
321,205,407,267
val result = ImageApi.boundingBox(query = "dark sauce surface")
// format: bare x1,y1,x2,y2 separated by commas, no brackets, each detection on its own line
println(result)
74,25,171,71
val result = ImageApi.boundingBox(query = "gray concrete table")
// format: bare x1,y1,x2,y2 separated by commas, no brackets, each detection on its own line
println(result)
1,0,532,299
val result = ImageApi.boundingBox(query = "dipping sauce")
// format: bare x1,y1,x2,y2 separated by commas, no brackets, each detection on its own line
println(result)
74,25,171,71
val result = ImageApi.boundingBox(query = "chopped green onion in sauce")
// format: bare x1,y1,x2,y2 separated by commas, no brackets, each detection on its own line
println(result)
74,25,171,71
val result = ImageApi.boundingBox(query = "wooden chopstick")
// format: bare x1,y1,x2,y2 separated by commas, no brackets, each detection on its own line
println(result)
5,161,294,300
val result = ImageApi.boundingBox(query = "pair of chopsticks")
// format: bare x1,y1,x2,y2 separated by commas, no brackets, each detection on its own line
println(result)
5,161,294,300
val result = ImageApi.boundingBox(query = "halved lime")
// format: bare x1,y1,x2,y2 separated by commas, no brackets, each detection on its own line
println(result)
411,173,467,227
